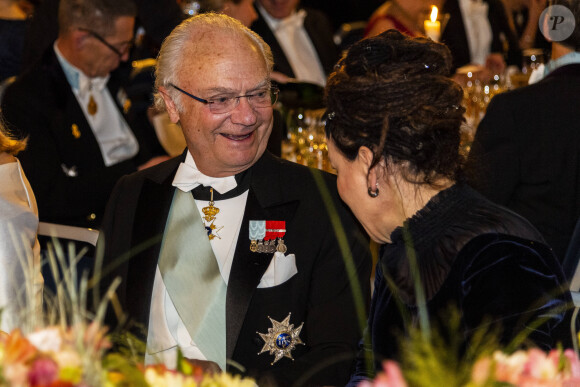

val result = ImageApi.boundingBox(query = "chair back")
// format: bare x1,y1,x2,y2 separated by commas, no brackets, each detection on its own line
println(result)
37,222,99,295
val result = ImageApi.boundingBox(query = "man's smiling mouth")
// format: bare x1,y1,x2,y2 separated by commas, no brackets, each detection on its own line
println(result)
221,132,253,141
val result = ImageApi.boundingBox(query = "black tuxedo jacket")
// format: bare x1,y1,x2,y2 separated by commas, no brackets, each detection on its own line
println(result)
99,152,372,386
1,49,153,228
441,0,521,71
467,64,580,262
250,6,340,79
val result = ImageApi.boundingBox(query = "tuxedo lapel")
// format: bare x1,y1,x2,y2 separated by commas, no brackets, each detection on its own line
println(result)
226,189,271,359
250,11,295,78
47,50,104,160
125,157,182,330
302,9,337,75
225,154,300,359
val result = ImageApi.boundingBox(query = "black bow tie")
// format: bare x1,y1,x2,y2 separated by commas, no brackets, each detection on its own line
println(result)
191,167,252,201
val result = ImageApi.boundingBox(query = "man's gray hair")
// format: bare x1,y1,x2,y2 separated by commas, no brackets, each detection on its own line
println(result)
58,0,137,36
153,13,274,113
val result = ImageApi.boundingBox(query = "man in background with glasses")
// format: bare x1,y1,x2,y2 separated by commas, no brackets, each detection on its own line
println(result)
1,0,168,229
99,13,371,387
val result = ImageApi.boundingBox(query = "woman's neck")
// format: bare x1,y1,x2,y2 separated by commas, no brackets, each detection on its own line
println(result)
391,177,454,230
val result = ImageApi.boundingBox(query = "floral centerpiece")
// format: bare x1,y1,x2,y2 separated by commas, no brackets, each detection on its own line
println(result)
361,347,580,387
0,325,256,387
0,242,256,386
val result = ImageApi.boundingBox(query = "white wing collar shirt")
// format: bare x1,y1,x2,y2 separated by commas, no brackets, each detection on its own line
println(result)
458,0,493,66
146,151,248,368
257,2,327,86
54,43,139,167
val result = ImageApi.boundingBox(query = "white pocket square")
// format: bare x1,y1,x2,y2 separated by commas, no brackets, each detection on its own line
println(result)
257,252,297,288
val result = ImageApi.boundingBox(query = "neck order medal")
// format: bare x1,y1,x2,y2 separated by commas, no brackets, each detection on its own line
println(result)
202,188,223,240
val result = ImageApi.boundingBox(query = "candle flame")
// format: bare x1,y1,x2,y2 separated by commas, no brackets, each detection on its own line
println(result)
430,6,438,22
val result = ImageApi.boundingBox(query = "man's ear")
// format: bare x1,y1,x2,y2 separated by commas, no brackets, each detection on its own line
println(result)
71,28,88,51
159,87,180,123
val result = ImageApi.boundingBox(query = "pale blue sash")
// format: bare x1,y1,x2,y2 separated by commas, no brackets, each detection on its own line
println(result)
158,189,227,370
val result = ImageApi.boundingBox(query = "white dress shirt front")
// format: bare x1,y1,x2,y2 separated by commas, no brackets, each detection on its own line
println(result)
458,0,493,66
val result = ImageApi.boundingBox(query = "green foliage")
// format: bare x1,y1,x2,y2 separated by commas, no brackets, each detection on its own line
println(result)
399,307,501,387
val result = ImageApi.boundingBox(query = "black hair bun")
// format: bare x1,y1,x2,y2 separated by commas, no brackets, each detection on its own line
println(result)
343,29,453,78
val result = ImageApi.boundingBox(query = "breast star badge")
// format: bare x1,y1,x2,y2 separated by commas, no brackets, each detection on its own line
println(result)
257,313,305,365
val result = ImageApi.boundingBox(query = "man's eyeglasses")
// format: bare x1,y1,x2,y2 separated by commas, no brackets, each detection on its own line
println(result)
78,28,133,58
169,83,279,114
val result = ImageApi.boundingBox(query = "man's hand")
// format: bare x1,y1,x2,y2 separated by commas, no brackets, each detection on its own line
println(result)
183,358,222,375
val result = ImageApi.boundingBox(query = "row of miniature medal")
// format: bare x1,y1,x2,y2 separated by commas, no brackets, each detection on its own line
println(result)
249,220,287,253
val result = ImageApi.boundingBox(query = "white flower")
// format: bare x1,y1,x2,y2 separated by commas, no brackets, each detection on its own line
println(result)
27,327,63,352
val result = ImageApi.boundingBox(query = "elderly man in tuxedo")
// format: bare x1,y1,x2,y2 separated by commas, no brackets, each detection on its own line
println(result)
99,13,372,387
1,0,167,228
467,0,580,263
250,0,339,86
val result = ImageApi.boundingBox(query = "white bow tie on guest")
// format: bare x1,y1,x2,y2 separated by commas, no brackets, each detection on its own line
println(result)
172,162,238,194
275,9,306,31
78,75,109,98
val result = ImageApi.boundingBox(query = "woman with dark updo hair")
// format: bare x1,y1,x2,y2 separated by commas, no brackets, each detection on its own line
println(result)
324,30,571,384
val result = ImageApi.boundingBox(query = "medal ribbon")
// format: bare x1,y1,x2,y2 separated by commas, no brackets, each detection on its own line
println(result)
265,220,286,240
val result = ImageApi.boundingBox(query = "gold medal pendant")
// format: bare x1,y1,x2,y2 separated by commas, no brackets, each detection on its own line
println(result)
202,188,223,240
87,94,98,116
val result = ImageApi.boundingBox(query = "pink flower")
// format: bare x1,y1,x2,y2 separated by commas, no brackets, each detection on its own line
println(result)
522,348,558,380
563,349,580,378
28,357,58,386
359,361,408,387
471,356,492,384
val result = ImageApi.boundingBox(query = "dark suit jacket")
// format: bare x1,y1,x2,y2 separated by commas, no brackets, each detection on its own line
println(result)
467,63,580,262
441,0,521,71
99,151,372,386
250,6,340,79
1,48,153,228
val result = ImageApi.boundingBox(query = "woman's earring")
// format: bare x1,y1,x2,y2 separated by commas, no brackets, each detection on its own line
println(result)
368,186,379,198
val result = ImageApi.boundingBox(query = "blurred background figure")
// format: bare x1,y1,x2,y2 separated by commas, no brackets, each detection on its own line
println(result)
301,0,380,32
1,0,168,229
503,0,550,52
0,0,28,83
324,30,570,385
181,0,258,26
250,0,339,86
0,122,43,333
364,0,434,38
467,0,580,266
441,0,521,75
20,0,184,71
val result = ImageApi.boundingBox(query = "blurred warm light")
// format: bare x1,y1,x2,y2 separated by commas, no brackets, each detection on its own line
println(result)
430,6,438,23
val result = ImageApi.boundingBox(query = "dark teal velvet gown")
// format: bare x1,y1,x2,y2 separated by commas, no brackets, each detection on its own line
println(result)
348,183,572,385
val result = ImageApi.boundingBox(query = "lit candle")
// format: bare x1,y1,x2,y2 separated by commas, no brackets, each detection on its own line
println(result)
424,6,441,42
